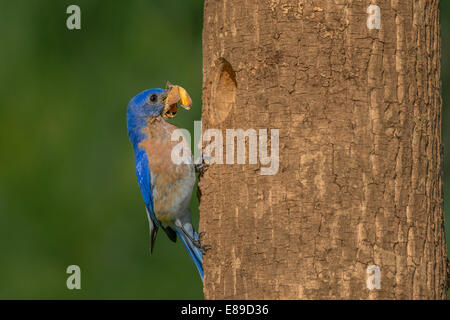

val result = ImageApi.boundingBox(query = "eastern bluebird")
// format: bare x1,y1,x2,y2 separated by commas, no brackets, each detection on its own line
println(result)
126,85,204,280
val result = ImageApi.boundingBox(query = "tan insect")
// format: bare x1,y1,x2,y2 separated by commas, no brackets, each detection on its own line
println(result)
162,81,192,119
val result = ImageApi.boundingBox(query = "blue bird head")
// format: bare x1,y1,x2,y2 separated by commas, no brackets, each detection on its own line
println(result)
127,84,192,146
127,88,168,120
126,88,168,144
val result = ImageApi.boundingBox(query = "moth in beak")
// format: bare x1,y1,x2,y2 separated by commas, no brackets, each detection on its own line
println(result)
162,81,192,119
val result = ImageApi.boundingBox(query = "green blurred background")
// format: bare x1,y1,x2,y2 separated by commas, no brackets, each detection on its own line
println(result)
0,0,203,299
0,1,448,299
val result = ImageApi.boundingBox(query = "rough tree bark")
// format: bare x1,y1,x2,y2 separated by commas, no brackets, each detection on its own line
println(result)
199,0,447,299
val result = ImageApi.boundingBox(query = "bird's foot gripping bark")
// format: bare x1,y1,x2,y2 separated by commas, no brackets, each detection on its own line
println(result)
179,225,212,254
193,232,211,254
195,156,212,177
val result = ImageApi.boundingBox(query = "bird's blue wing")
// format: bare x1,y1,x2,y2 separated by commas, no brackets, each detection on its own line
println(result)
134,147,157,223
134,147,160,254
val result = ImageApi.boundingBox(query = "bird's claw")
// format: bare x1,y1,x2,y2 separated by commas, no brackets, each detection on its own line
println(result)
195,156,212,177
200,244,212,254
193,232,211,253
195,163,209,177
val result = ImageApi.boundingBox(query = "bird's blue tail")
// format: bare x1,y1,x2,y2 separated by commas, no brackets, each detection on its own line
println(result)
176,229,204,281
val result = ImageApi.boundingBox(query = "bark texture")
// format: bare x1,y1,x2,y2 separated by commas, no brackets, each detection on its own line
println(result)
199,0,447,299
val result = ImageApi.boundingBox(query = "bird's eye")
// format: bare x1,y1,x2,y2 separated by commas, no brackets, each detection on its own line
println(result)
149,94,158,103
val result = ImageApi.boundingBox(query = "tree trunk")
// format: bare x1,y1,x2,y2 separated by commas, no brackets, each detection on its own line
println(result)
199,0,447,299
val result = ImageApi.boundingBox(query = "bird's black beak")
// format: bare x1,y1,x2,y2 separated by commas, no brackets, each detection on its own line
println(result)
161,90,168,104
162,88,178,119
159,90,169,117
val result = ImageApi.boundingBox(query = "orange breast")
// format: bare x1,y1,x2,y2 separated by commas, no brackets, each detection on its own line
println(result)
138,118,194,223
